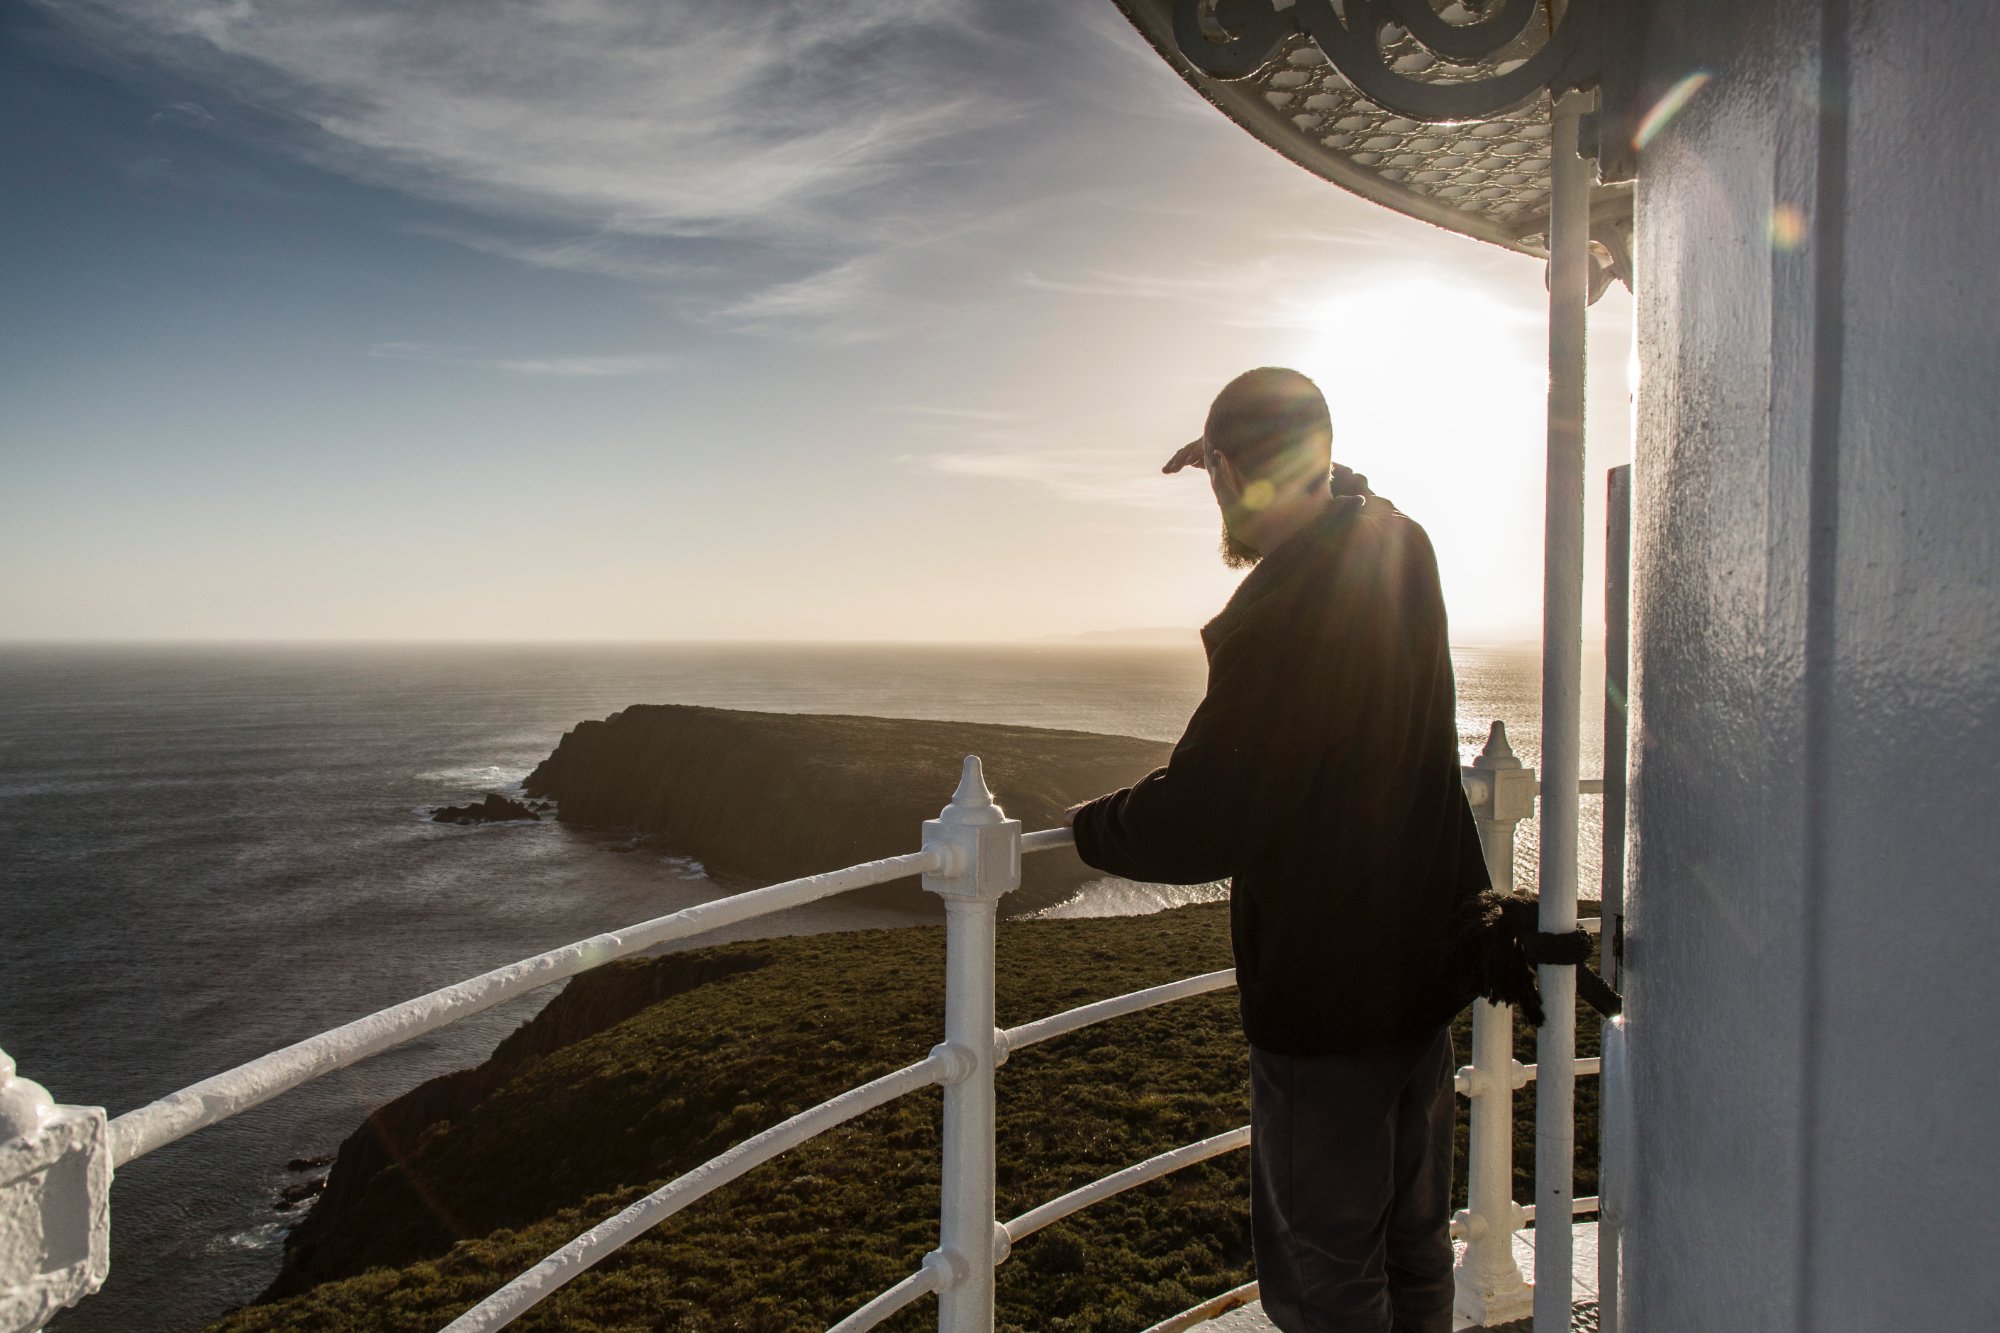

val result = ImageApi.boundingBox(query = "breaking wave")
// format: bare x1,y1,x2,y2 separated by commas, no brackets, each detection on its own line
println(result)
1025,876,1229,919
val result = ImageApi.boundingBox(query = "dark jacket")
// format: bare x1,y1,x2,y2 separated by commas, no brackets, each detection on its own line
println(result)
1070,495,1487,1055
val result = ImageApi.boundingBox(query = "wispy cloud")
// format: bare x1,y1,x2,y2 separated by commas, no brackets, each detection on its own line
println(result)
367,342,678,378
50,1,995,242
713,258,895,344
42,1,1057,341
41,0,1444,356
877,404,1025,424
400,226,707,285
147,99,213,128
904,446,1202,510
1017,257,1339,330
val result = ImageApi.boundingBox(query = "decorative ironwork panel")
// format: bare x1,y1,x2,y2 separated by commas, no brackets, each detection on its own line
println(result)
1264,35,1558,231
1175,0,1597,125
1114,0,1632,269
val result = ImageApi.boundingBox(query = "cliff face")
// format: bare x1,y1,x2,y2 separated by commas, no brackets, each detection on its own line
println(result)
522,705,1173,915
265,951,771,1299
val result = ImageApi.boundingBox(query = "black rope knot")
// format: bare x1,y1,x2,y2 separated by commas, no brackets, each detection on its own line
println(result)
1453,890,1624,1024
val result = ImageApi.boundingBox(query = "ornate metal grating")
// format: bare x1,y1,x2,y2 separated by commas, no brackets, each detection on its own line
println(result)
1112,0,1633,267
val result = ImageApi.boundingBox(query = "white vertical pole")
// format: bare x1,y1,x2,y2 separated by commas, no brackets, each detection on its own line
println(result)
1536,90,1592,1333
937,898,999,1332
1454,722,1539,1327
921,757,1021,1333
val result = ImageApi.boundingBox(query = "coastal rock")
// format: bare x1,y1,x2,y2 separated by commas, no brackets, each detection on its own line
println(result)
521,705,1173,915
430,793,539,825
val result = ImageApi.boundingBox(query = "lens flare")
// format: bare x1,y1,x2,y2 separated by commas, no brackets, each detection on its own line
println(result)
1769,204,1809,251
1634,71,1712,151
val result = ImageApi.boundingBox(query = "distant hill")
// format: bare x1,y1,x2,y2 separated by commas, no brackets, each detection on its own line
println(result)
522,704,1173,915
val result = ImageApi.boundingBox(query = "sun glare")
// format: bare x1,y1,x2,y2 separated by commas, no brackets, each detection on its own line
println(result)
1284,272,1553,639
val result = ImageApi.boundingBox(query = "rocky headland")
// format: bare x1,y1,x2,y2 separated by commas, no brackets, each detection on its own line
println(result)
520,704,1175,915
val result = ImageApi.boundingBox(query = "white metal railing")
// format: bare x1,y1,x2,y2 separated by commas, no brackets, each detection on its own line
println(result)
0,735,1586,1333
108,848,943,1168
1452,719,1608,1327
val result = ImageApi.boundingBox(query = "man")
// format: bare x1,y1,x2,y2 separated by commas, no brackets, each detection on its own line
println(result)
1062,367,1487,1333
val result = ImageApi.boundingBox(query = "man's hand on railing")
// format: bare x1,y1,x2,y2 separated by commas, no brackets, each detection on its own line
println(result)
1060,802,1086,828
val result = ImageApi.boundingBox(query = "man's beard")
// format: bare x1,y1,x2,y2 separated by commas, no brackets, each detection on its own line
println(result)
1219,524,1261,570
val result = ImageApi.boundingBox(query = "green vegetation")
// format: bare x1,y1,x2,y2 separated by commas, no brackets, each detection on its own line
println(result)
207,904,1598,1333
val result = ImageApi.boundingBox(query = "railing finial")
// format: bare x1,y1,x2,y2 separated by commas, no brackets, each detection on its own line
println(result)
936,755,1005,829
1476,719,1523,770
0,1048,55,1142
951,755,993,812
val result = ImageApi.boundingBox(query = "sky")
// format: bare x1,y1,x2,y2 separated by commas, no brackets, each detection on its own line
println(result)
0,0,1633,644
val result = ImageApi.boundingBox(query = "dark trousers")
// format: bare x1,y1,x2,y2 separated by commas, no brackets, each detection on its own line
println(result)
1249,1028,1456,1333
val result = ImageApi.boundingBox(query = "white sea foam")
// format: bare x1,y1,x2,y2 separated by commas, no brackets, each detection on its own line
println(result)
211,1220,291,1254
414,764,530,789
1026,876,1230,919
659,855,708,878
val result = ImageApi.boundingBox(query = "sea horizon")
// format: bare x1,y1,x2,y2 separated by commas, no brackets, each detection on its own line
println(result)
0,626,1574,646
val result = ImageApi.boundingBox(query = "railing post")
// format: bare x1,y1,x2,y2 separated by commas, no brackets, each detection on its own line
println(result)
920,757,1020,1333
1453,722,1538,1327
0,1047,111,1333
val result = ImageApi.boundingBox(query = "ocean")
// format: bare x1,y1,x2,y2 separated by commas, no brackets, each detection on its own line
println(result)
0,642,1602,1331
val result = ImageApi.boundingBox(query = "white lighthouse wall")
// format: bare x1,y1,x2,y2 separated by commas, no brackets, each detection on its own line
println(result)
1627,1,2000,1328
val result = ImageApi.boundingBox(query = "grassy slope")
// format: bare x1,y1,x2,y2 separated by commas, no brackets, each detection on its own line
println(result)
205,905,1597,1333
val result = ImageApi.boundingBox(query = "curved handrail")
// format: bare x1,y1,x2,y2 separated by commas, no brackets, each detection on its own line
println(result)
1139,1280,1262,1333
1000,1125,1250,1246
822,972,1242,1332
105,813,1230,1328
443,1055,946,1333
109,847,941,1166
1019,827,1076,854
822,1265,940,1333
826,1124,1256,1333
472,964,1243,1333
107,824,1071,1166
1002,970,1235,1056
